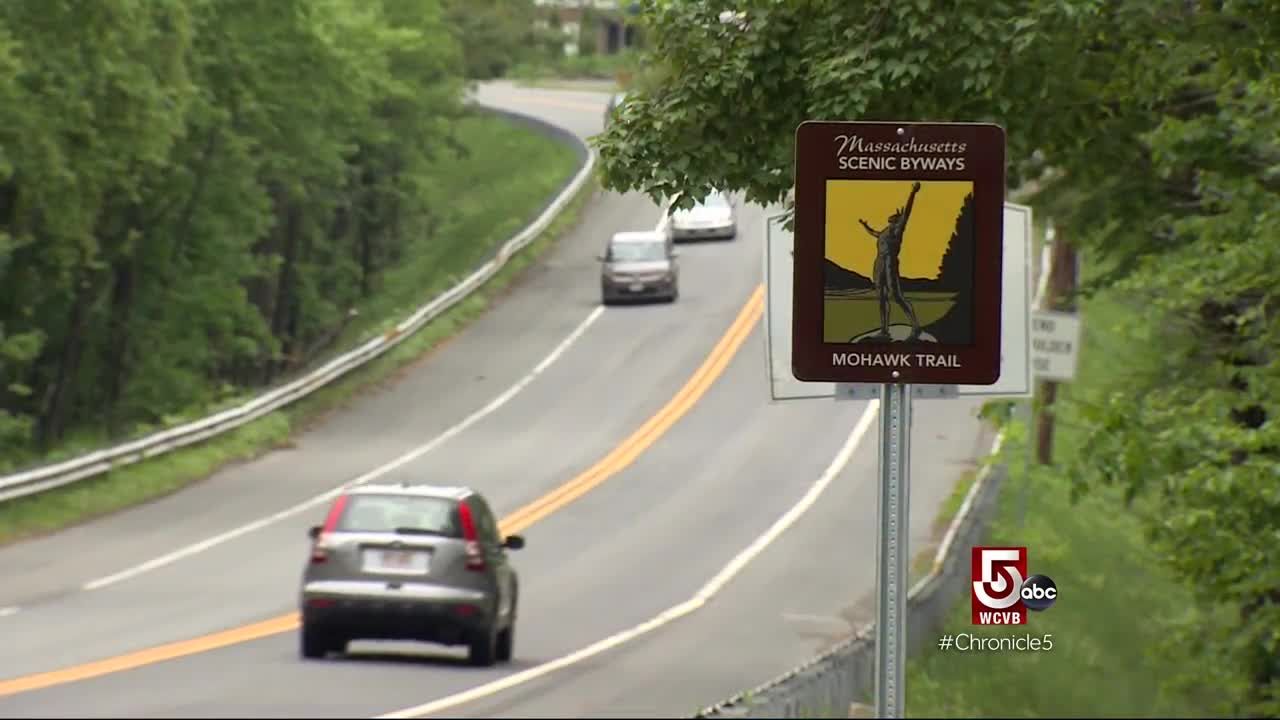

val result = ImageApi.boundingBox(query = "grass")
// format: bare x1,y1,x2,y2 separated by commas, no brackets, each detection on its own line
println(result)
902,284,1218,717
0,113,593,546
911,467,980,586
517,78,620,93
823,292,959,343
510,51,638,86
328,112,581,349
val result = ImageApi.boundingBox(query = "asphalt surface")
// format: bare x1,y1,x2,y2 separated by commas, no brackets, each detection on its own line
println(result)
0,80,995,718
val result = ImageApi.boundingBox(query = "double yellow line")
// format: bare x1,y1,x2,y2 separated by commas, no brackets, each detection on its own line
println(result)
0,285,765,699
501,284,764,534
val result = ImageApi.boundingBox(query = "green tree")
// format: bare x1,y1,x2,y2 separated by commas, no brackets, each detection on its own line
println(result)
593,1,1280,713
0,0,469,454
0,0,204,444
442,0,540,79
936,193,974,292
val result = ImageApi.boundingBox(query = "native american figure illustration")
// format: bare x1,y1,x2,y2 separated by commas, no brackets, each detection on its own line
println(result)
857,181,923,341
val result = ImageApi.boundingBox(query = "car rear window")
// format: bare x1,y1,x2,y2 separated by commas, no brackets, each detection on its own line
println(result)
610,241,666,262
334,494,460,536
700,192,729,208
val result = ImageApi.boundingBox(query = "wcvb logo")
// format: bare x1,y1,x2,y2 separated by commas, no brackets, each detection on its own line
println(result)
970,546,1057,625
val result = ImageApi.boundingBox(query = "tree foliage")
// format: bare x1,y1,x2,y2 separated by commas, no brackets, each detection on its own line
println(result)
442,0,550,79
0,0,496,456
594,0,1280,713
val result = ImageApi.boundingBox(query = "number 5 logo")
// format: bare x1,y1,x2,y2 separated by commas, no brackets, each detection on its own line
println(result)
972,547,1026,610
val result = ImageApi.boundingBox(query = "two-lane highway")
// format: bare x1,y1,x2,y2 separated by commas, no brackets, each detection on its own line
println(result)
0,81,995,718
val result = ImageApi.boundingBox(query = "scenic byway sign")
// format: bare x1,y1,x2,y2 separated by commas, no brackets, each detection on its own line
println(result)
790,121,1007,385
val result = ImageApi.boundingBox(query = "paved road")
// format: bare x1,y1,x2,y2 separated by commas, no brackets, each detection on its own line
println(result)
0,81,994,717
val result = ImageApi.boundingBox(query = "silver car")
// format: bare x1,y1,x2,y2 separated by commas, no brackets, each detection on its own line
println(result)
598,230,679,304
299,483,523,666
668,189,737,241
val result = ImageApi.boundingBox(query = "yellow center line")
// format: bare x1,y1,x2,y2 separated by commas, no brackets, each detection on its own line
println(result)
0,284,766,699
501,285,764,534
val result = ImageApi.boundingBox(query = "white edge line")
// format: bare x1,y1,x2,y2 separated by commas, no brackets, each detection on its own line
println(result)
82,306,608,592
703,424,1011,720
372,399,882,719
0,607,19,618
83,201,670,592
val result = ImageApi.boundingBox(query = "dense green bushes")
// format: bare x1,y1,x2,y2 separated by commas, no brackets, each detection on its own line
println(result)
0,0,573,465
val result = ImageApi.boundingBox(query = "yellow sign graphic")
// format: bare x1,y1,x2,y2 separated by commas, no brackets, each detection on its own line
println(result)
822,179,976,345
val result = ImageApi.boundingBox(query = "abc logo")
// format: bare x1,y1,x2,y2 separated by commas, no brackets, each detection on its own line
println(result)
1019,574,1057,612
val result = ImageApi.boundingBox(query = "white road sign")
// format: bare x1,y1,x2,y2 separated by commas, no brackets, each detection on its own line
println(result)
957,202,1034,397
1030,310,1082,381
764,213,835,400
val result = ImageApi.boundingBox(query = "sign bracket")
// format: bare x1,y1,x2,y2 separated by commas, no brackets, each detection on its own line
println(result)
835,383,958,400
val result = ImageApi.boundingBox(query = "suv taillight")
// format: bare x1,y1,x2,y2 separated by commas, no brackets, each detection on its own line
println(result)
458,501,487,572
311,495,349,564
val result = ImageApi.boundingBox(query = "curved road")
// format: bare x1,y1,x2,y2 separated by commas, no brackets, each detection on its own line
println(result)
0,81,994,718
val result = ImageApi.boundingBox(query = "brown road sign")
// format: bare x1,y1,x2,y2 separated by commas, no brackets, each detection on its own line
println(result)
791,121,1006,385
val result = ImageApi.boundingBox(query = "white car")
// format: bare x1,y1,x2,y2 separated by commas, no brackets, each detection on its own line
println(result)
667,190,736,241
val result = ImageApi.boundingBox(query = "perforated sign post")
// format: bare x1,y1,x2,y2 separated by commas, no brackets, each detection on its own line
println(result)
792,120,1007,719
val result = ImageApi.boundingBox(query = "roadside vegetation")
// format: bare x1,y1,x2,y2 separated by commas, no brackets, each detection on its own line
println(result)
0,0,588,539
441,0,556,80
510,51,638,89
439,0,638,87
905,287,1222,717
0,176,595,546
597,2,1280,714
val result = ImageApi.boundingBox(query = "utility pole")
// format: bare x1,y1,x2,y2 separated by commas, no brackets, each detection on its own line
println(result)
1034,227,1079,465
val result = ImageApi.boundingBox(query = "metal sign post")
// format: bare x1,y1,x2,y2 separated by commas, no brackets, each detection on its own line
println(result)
875,382,911,718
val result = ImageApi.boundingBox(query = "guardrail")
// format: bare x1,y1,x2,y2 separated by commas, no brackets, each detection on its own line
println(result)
0,102,597,505
694,431,1010,719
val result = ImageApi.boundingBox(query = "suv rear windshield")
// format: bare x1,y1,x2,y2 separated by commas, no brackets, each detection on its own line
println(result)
699,192,729,208
609,241,666,262
334,494,460,536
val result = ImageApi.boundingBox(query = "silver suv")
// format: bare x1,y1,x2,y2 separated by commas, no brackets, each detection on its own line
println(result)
299,483,524,666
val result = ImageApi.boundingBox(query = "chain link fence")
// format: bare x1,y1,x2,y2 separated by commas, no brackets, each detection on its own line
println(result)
694,435,1009,719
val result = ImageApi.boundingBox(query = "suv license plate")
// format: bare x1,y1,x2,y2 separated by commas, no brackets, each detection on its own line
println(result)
629,281,644,291
363,549,429,574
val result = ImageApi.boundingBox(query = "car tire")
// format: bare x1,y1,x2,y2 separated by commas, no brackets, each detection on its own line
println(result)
495,624,515,663
300,623,333,659
468,625,498,667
